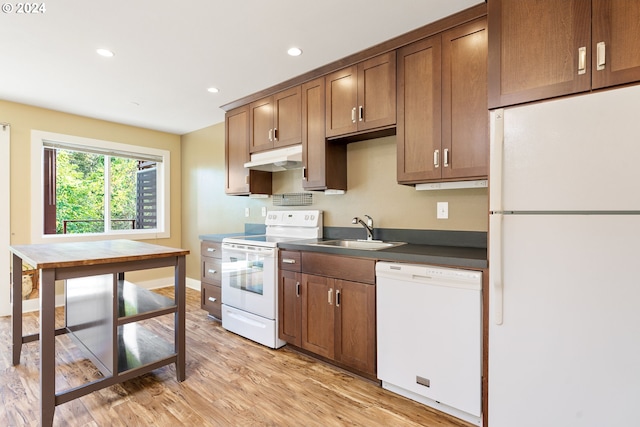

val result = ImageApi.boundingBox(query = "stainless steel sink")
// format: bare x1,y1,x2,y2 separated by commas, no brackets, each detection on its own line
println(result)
312,239,406,251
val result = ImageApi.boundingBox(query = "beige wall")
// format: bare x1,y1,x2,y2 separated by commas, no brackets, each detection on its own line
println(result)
2,100,183,284
180,124,488,281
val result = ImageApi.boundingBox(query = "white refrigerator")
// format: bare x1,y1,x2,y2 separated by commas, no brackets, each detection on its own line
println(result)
489,85,640,427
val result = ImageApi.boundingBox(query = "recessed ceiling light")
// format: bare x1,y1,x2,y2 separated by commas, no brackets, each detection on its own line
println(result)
287,47,303,57
207,87,219,93
96,48,115,58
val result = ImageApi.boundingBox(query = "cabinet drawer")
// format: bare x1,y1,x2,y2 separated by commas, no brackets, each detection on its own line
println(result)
280,250,301,272
203,258,222,282
301,252,375,284
201,283,222,319
201,241,222,259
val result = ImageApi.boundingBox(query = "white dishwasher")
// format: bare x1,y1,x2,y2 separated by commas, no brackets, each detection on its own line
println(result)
376,262,482,426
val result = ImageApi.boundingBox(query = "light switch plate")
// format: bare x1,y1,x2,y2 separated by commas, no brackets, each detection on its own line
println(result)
244,207,250,217
261,207,267,217
437,202,448,219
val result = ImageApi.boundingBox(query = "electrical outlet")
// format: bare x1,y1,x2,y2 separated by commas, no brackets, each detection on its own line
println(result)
244,207,250,217
437,202,448,219
261,207,267,217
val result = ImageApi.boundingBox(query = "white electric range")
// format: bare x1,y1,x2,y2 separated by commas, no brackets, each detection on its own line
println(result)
221,210,322,348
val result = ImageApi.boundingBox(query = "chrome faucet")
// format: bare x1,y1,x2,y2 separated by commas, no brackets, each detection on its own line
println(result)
352,215,374,241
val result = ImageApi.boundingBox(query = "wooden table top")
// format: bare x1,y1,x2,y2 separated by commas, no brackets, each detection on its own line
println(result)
9,239,190,270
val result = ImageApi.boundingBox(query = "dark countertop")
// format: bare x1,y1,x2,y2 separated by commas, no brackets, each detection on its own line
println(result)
278,239,487,270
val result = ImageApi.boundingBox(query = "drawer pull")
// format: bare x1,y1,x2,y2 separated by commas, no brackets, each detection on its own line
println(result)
207,247,216,253
578,46,587,75
282,258,296,264
208,297,217,303
208,269,217,274
596,41,606,71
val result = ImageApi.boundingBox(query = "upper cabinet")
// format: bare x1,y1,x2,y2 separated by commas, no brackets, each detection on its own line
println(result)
488,0,640,109
397,17,488,184
249,86,302,153
301,77,347,191
225,105,272,196
591,0,640,89
325,51,397,138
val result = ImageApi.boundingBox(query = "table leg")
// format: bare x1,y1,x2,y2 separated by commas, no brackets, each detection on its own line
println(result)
175,255,186,382
11,254,22,365
40,268,56,427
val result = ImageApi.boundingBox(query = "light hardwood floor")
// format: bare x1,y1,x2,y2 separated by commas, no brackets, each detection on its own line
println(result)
0,287,473,427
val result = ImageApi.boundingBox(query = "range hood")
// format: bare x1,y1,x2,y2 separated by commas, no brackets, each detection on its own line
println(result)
244,145,303,172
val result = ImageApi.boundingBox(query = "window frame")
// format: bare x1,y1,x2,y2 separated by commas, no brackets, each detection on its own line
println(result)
30,130,171,243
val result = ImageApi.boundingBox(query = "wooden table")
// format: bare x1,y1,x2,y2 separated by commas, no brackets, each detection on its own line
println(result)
9,239,190,427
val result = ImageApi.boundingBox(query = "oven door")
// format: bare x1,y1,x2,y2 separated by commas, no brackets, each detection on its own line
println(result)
221,243,276,319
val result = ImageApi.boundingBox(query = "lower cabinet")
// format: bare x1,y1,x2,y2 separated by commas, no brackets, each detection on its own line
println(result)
201,241,222,320
279,250,376,379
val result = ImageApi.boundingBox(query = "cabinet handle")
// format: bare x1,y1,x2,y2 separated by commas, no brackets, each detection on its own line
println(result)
358,106,364,122
328,288,333,305
302,166,307,181
207,247,216,253
434,149,440,168
596,42,606,71
351,107,356,123
268,128,273,142
443,148,450,167
336,289,341,307
578,46,586,75
208,269,217,274
282,258,296,264
296,282,300,297
208,297,217,303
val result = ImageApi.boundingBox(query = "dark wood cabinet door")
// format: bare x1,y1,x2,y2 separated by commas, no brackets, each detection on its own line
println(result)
592,0,640,89
488,0,591,108
273,86,302,148
226,106,272,195
396,35,442,183
357,51,396,132
302,77,347,191
225,106,250,194
325,66,358,137
442,17,488,180
279,270,302,346
249,96,274,153
334,279,376,376
301,274,334,359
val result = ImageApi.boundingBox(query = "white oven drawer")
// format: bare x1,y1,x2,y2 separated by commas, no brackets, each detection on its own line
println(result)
221,304,285,349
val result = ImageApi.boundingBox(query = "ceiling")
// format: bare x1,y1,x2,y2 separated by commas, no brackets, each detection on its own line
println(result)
0,0,481,135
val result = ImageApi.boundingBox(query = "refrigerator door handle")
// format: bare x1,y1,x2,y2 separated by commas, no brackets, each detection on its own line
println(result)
489,109,505,213
490,213,504,325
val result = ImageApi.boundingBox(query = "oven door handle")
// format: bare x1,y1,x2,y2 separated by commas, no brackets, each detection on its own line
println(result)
221,243,276,257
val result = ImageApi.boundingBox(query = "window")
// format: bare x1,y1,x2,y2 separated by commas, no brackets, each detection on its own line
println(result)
31,131,170,242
